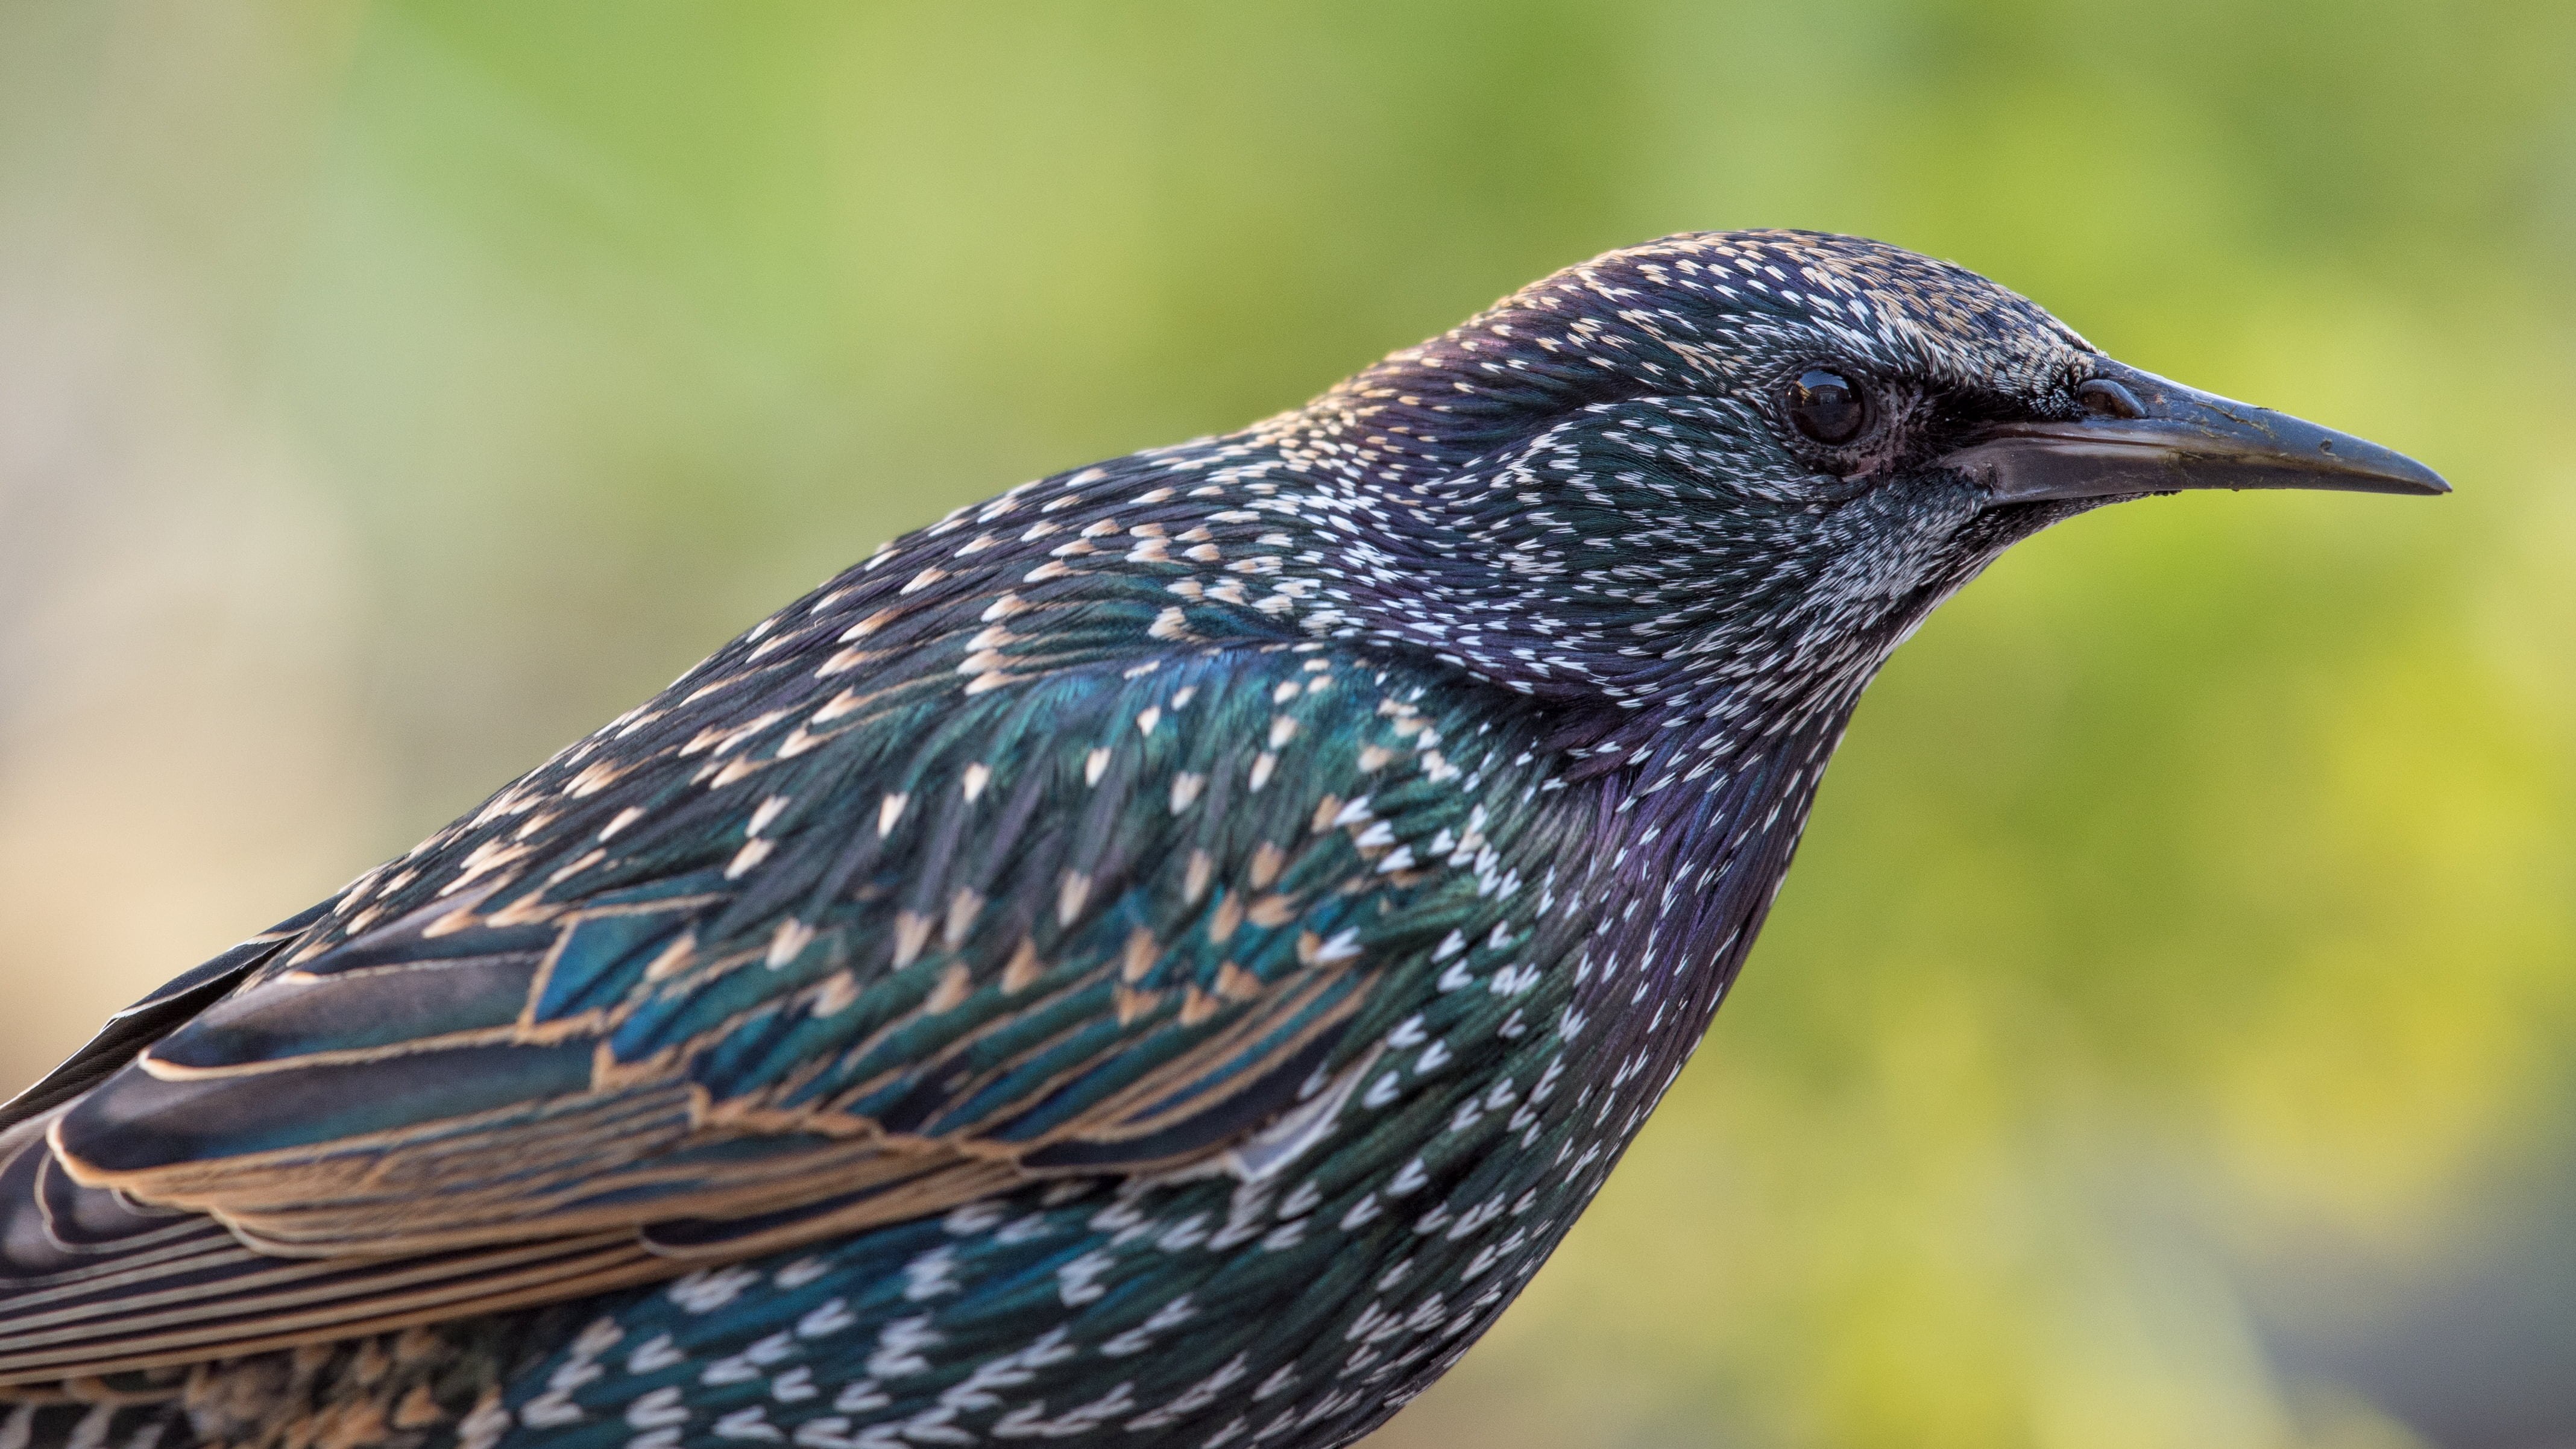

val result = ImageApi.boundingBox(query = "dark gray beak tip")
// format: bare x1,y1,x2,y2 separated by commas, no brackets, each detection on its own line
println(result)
1944,360,2451,506
2326,441,2450,496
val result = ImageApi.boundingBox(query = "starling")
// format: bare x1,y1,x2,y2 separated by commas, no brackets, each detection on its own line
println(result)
0,231,2443,1449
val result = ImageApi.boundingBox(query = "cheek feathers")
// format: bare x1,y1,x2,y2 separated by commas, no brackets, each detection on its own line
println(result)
1805,486,1984,620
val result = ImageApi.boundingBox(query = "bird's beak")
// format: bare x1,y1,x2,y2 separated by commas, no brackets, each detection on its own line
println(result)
1941,359,2449,504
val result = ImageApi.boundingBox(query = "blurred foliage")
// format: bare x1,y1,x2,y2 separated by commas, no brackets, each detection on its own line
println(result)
1,4,2570,1447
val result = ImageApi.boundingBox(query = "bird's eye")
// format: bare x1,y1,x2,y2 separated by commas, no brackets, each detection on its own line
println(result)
1784,368,1868,445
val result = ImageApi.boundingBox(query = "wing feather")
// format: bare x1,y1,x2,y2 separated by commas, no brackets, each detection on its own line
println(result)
1,614,1546,1381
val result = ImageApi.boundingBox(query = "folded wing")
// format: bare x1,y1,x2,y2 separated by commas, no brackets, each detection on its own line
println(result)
0,629,1541,1380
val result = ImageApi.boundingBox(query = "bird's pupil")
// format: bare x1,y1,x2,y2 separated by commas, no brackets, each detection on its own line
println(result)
1786,368,1866,444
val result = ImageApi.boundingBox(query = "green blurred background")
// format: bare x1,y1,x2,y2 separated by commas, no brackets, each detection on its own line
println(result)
1,4,2570,1445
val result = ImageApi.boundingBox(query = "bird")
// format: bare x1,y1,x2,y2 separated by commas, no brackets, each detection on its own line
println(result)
0,231,2444,1449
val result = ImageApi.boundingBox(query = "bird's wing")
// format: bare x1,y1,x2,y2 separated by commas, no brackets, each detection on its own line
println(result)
0,639,1559,1379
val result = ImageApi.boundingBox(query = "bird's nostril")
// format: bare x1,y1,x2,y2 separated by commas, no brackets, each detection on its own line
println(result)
2077,377,2147,420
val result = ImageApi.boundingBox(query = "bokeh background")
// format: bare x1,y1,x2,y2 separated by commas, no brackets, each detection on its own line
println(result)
2,4,2571,1445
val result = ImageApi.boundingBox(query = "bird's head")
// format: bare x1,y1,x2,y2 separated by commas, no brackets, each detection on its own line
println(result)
1267,230,2444,744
